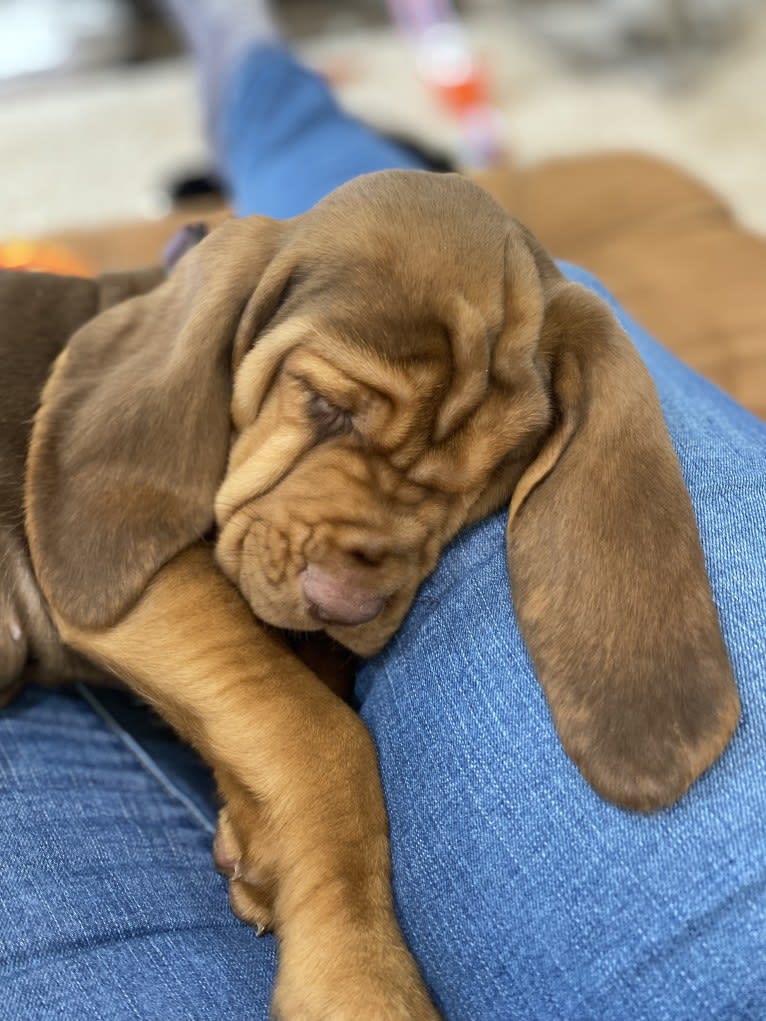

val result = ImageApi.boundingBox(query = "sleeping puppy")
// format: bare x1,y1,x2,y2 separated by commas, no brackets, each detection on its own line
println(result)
1,171,739,1020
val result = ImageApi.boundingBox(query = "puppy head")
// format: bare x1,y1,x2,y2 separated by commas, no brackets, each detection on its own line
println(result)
27,170,738,811
214,173,553,656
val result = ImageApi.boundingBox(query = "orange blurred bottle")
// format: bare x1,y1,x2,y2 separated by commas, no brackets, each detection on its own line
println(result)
387,0,505,166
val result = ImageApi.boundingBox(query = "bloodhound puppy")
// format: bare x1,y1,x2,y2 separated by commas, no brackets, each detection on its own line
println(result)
1,171,739,1020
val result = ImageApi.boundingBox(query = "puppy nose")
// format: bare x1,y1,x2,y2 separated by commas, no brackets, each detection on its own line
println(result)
301,565,385,626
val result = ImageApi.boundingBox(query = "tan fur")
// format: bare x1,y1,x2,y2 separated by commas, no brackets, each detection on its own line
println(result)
51,547,435,1019
0,170,739,1018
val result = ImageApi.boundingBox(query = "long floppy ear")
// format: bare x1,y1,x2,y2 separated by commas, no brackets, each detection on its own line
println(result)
27,216,289,630
506,278,740,813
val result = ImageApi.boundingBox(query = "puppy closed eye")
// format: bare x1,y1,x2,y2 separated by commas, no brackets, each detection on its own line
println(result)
307,389,353,439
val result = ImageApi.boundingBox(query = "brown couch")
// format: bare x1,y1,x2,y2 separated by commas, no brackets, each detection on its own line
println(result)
46,151,766,420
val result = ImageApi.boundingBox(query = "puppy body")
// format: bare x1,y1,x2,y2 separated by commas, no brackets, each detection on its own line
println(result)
1,172,739,1019
0,269,163,702
0,237,442,1020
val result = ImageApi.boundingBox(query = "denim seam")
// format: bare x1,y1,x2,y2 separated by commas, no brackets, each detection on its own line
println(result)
74,684,216,835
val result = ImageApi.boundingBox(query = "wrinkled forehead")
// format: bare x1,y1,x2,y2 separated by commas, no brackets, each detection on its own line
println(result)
232,172,546,451
290,170,513,328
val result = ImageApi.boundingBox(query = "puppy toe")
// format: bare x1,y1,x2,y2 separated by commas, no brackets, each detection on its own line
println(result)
214,805,275,934
228,877,275,935
213,807,241,875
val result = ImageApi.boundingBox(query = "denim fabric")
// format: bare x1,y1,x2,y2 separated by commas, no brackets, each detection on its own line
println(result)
0,686,278,1020
356,268,766,1021
2,42,765,1021
220,45,427,219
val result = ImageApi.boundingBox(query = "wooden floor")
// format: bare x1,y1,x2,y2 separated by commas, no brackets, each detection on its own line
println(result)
49,152,766,421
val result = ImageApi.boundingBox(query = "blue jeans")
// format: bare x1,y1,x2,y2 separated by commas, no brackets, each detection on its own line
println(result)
2,45,765,1021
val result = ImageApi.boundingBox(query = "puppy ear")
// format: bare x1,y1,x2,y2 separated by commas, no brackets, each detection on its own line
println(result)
27,216,288,630
506,280,739,812
95,266,167,309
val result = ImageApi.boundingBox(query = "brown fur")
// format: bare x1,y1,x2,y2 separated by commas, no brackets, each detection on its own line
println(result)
0,266,163,706
0,170,739,1018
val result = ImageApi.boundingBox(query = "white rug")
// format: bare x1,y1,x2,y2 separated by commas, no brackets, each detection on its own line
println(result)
1,10,764,238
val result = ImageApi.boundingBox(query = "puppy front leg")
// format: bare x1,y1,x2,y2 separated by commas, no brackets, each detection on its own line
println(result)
56,546,439,1021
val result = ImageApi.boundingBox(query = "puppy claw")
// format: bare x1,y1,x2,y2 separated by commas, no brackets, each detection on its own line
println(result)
214,799,276,935
228,877,275,934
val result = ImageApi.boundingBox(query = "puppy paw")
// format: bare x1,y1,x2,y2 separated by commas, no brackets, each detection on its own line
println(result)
213,778,441,1019
213,804,275,935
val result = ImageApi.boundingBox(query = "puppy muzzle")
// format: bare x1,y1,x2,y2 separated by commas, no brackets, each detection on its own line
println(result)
301,564,386,626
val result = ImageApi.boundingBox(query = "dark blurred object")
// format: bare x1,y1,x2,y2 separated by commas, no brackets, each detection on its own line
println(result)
167,172,226,205
383,133,456,173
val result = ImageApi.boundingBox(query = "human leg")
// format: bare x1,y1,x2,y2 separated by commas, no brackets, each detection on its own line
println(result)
0,685,276,1020
163,0,430,218
219,45,429,218
355,268,766,1021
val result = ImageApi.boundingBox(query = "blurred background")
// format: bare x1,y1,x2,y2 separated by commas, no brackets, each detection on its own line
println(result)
0,0,764,237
